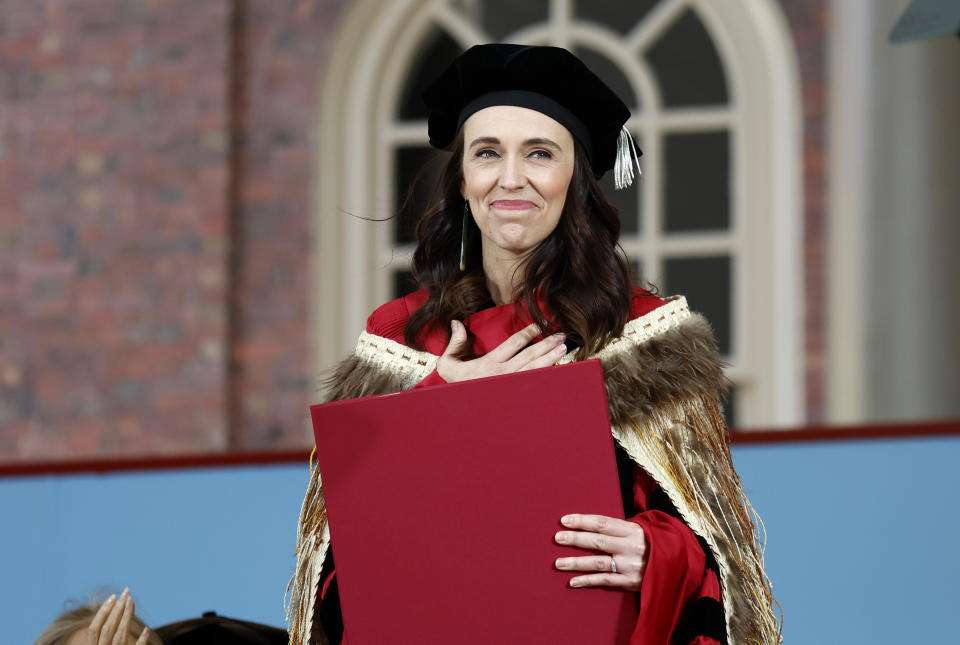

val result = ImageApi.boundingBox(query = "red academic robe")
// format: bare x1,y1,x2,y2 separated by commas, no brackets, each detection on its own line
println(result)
318,288,725,645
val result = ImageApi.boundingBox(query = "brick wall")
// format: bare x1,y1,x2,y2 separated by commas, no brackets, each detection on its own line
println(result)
1,0,234,458
779,0,827,423
0,0,347,460
227,0,344,450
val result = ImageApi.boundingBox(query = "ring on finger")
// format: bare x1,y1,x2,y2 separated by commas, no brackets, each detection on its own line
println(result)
610,556,618,574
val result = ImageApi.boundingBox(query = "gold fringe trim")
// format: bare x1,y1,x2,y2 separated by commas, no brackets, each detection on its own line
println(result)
617,396,782,645
286,451,330,645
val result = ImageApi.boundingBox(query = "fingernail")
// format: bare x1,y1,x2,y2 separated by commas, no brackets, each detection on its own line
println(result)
106,594,116,604
555,531,567,543
570,579,583,588
560,515,573,526
555,558,566,569
121,587,130,599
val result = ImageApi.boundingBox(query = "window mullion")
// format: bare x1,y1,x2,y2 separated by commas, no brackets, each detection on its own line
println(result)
658,234,734,256
428,0,490,48
549,0,573,48
378,122,397,306
655,106,733,132
626,0,690,55
644,122,663,287
383,121,430,146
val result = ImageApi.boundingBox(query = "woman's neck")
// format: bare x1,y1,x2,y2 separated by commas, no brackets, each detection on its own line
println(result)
481,246,524,306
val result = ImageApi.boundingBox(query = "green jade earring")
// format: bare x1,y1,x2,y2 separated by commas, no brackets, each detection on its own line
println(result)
460,202,469,271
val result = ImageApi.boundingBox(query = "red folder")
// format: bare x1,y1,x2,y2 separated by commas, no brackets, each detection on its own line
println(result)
311,360,637,644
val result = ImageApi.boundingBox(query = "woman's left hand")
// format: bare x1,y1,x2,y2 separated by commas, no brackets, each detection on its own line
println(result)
554,514,648,592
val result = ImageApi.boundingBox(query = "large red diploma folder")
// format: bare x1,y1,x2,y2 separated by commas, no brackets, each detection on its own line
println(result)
310,360,637,644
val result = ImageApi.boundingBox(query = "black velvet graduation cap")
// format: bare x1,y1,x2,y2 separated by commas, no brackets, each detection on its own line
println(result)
154,611,288,645
423,44,641,187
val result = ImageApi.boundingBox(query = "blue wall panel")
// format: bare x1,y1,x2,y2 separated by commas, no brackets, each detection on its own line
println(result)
1,465,309,642
732,437,958,643
3,437,958,643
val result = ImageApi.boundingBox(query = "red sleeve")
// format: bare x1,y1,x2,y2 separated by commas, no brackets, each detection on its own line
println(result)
627,468,724,645
629,286,667,319
365,298,410,342
320,567,336,600
365,294,446,390
413,369,447,389
316,564,345,644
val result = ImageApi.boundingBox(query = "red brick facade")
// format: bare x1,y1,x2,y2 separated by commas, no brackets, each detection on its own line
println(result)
779,0,827,423
226,0,344,449
1,0,235,458
0,0,825,461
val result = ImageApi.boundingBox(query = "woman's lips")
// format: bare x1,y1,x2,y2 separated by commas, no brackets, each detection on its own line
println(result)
490,200,536,210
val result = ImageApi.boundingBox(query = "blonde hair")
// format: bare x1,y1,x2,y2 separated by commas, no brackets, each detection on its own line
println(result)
34,602,162,645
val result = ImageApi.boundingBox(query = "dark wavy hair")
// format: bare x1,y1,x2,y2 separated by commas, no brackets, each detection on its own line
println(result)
404,133,633,359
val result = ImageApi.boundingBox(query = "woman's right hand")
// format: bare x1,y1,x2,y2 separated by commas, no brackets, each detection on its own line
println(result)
437,320,567,383
86,588,152,645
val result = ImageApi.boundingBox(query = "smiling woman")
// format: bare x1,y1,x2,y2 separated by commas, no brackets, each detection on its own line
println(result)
289,44,780,645
461,106,575,301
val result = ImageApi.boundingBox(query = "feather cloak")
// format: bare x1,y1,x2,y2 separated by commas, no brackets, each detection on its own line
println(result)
286,296,781,645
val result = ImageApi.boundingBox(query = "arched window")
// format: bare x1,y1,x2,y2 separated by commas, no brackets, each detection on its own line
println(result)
313,0,803,427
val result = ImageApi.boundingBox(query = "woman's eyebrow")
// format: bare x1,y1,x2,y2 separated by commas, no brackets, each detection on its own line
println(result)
468,136,500,148
524,137,561,150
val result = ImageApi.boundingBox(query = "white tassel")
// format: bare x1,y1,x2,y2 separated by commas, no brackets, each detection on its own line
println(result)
613,125,642,190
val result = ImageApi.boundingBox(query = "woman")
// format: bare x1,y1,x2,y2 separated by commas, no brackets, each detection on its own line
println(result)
288,44,780,645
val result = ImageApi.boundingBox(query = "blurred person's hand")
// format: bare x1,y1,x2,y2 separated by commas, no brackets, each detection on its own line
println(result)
76,588,151,645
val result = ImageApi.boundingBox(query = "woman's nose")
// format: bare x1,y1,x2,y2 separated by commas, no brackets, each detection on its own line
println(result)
498,156,526,190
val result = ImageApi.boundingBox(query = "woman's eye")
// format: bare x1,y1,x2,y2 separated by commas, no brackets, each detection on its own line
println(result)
476,149,500,159
529,149,552,159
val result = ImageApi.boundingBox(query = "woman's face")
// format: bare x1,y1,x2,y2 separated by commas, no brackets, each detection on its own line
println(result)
461,105,575,260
